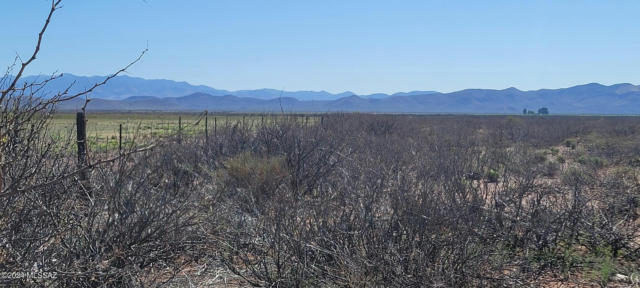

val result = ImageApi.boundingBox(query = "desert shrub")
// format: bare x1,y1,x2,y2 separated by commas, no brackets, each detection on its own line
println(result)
5,111,640,287
561,166,595,188
486,168,500,183
223,151,288,214
225,152,287,187
0,141,208,287
630,156,640,167
588,246,616,287
532,151,547,164
557,155,566,164
501,116,527,143
565,138,577,150
365,115,399,136
541,161,560,177
583,167,640,258
581,131,640,165
588,155,607,167
129,116,640,286
578,155,607,169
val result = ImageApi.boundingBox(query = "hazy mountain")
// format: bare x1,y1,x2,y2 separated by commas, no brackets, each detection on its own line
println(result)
56,83,640,114
18,74,228,100
19,74,432,101
390,91,439,97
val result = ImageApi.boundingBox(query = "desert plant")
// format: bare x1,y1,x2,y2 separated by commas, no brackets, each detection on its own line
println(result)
486,168,500,183
541,160,560,177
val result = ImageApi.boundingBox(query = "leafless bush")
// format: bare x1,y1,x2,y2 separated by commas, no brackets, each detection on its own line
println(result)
202,114,640,286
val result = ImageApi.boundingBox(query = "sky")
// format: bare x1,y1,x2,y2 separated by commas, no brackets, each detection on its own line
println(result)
2,0,640,94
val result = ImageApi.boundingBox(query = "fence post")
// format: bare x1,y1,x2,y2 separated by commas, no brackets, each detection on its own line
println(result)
76,112,89,181
119,123,123,153
205,111,209,144
214,117,217,138
178,115,182,144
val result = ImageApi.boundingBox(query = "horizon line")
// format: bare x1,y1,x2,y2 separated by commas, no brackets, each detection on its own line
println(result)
13,73,639,96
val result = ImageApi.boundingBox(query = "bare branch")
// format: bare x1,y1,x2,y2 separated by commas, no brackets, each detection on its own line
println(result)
0,0,63,102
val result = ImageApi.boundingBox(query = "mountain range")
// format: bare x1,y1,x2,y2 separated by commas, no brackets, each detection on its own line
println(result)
15,74,640,114
18,74,435,101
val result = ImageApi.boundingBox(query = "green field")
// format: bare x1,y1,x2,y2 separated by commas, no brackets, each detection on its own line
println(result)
53,112,203,137
50,112,316,151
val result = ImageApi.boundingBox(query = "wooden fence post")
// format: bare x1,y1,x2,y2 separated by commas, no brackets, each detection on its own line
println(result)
76,112,89,181
214,117,217,138
119,123,123,153
205,111,209,144
178,115,182,143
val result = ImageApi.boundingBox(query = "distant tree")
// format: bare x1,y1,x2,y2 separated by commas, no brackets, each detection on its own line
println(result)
523,108,527,115
528,110,536,115
538,107,549,115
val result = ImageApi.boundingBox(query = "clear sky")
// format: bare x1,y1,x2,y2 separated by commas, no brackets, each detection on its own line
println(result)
2,0,640,94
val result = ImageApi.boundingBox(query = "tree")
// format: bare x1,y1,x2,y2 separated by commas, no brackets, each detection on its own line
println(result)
523,108,527,115
538,107,549,115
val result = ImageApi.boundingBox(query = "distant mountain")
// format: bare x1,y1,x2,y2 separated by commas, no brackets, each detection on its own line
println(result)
19,74,432,101
56,83,640,114
18,74,228,100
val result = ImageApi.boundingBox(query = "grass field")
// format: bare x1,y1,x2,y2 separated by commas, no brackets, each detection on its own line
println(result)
50,112,316,150
52,112,204,138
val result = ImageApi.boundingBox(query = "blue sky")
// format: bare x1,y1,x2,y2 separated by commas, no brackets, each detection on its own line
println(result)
2,0,640,94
